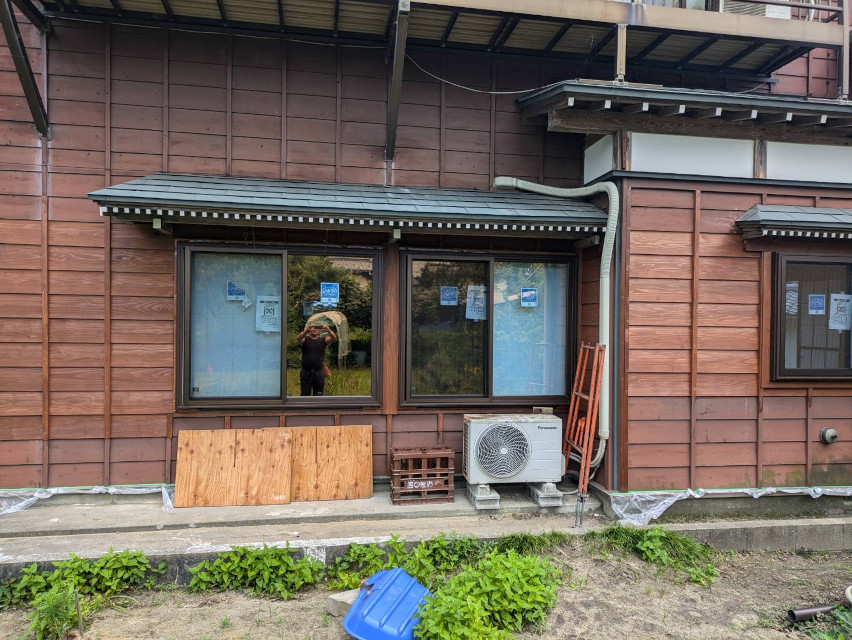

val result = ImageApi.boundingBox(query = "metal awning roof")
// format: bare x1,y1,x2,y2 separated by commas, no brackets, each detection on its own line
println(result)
736,204,852,239
519,80,852,133
28,0,843,83
89,173,607,235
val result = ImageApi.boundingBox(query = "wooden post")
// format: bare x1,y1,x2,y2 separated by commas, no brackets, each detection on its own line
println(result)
385,0,410,162
840,0,850,99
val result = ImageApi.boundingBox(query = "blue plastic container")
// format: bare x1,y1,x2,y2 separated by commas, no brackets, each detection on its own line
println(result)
342,568,431,640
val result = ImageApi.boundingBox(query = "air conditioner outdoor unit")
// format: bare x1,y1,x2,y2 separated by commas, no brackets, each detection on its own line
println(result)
720,0,791,19
463,414,565,509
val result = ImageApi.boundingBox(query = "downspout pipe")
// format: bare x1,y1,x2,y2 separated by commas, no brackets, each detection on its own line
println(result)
493,176,620,470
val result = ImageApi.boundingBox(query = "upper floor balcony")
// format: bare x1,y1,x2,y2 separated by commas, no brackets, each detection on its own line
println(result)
9,0,846,95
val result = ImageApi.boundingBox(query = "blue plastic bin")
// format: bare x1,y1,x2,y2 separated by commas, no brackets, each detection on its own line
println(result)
342,568,431,640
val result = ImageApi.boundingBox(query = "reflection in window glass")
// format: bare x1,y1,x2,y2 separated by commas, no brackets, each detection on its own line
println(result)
493,262,568,396
190,252,282,398
286,255,373,397
410,260,488,397
784,262,852,371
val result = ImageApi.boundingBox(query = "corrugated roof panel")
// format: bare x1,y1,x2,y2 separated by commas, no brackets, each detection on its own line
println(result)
731,43,780,70
283,0,335,30
692,40,742,66
114,0,163,13
338,1,391,35
407,7,450,40
550,25,610,54
77,0,114,9
625,31,661,58
503,20,562,51
168,0,222,20
447,13,502,46
225,0,279,25
644,34,707,62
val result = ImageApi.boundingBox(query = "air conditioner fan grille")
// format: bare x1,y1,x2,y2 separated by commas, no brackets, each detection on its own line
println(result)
475,423,530,478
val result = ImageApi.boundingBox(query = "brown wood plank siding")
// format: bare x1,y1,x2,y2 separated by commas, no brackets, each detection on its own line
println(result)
0,22,585,487
625,179,852,491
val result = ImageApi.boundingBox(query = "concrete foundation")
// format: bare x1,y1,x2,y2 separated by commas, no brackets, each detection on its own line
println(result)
527,482,564,508
466,483,501,510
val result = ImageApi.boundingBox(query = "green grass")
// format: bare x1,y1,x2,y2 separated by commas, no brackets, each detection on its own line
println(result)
285,366,371,396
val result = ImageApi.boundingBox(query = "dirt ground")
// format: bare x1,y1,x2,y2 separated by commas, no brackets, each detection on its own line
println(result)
2,543,851,640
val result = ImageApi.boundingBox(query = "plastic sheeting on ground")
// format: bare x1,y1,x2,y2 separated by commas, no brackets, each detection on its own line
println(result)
0,484,175,516
610,486,852,526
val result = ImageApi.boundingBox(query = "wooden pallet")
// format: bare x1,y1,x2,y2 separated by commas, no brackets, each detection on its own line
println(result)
390,446,454,505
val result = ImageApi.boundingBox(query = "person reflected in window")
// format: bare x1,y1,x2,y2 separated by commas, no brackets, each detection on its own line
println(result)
297,323,337,396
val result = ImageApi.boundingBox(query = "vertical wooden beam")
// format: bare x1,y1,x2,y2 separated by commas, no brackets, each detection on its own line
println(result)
617,182,631,493
437,413,443,445
382,245,400,414
224,415,231,429
335,46,341,182
1,0,49,136
384,0,409,162
280,40,287,179
488,59,496,189
39,28,49,488
162,34,169,171
840,0,850,98
753,138,766,179
438,53,445,188
757,251,770,486
806,387,813,485
103,24,112,486
226,35,232,176
689,190,701,489
165,414,173,482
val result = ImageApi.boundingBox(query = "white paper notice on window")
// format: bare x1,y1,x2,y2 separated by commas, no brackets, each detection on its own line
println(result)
256,296,282,332
829,293,852,331
465,285,487,321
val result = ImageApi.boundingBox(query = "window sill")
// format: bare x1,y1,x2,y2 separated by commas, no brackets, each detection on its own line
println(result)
175,397,381,412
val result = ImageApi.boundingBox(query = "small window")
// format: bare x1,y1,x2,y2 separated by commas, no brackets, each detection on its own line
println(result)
404,254,572,403
179,245,379,407
773,255,852,380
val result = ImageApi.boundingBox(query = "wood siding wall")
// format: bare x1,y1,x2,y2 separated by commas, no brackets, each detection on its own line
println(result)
622,179,852,491
0,19,587,488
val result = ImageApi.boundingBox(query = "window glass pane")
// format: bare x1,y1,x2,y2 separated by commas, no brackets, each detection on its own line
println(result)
784,262,852,372
190,252,282,398
493,262,568,396
286,255,373,397
410,260,488,396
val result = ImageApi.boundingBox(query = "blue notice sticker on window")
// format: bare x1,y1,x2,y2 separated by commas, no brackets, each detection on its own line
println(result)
809,294,826,315
227,280,246,301
440,286,458,306
520,288,538,307
320,282,340,305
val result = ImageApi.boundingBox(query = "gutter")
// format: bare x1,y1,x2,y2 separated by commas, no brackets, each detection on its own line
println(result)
493,177,620,471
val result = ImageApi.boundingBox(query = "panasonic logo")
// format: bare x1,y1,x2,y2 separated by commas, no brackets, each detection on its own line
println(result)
537,425,558,430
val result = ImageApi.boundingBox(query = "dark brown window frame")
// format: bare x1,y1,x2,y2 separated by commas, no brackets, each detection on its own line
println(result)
772,252,852,382
177,242,383,410
400,250,577,407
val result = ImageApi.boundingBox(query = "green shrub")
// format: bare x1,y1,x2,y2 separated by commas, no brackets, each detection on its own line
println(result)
26,584,104,640
807,607,852,640
188,545,323,599
0,549,163,609
415,550,561,640
584,524,719,586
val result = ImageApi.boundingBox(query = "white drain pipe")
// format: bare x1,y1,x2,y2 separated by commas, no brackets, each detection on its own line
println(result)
493,177,620,470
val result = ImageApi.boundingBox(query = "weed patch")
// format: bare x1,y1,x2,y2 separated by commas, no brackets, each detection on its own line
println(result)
188,545,323,599
415,550,561,640
584,524,719,586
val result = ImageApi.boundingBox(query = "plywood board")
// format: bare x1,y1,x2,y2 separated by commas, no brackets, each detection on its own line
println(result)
287,426,318,502
235,429,292,505
175,429,235,507
175,428,292,507
316,425,373,501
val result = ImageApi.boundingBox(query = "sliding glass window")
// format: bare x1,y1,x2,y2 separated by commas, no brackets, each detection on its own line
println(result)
180,246,379,407
405,255,572,403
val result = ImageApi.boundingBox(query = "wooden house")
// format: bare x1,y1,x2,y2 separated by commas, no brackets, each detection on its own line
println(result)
1,0,851,496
